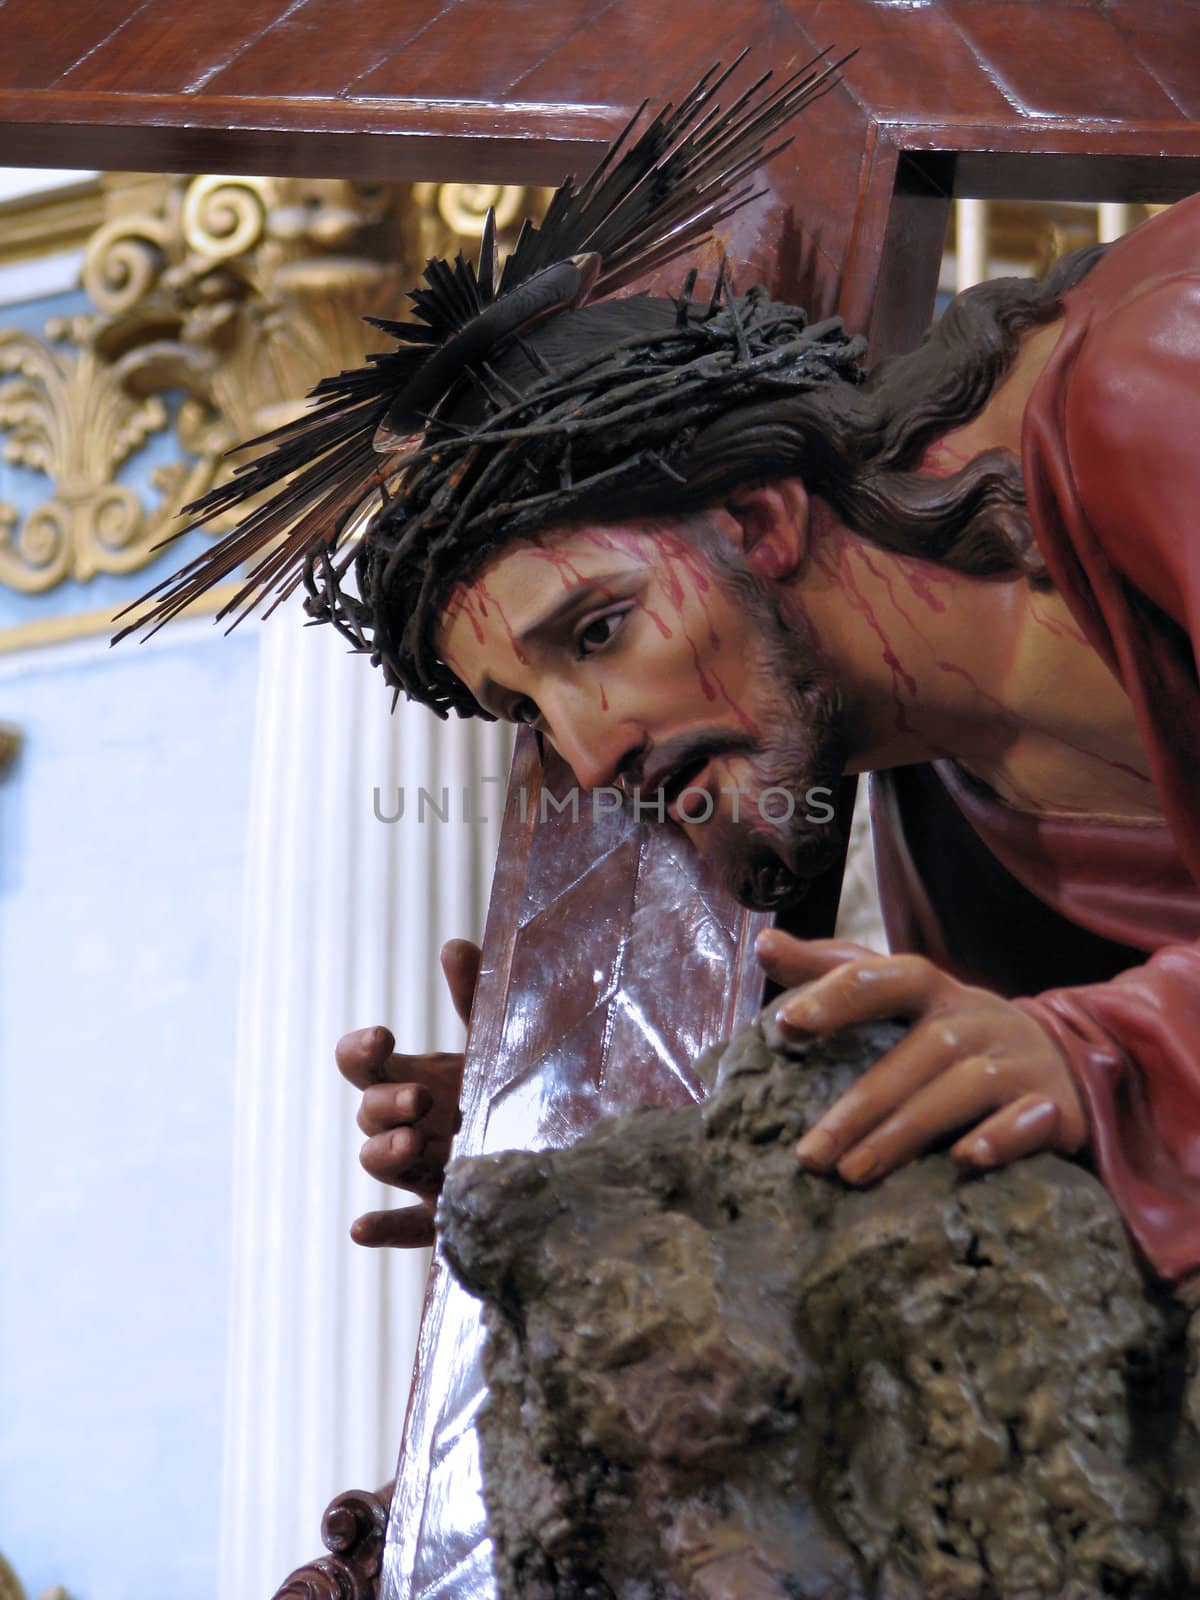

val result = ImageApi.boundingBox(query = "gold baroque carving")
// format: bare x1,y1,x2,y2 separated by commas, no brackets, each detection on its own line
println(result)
0,312,195,592
409,181,543,268
0,173,542,598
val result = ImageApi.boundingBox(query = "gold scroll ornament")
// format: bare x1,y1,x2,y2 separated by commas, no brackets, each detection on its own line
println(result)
0,174,538,598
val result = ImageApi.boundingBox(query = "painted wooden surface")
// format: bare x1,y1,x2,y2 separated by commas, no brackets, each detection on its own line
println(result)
1,1,1196,200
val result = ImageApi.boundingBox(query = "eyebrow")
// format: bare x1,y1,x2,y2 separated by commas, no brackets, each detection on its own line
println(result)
472,568,639,715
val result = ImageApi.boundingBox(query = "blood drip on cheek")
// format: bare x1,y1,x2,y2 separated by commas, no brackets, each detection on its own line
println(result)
657,533,723,649
686,639,717,703
647,540,725,700
656,537,766,733
644,607,672,638
713,677,760,737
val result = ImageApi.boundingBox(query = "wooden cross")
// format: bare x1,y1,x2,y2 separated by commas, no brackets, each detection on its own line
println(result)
3,3,1196,1593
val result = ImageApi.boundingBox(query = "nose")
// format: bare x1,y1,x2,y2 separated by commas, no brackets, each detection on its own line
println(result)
538,688,641,792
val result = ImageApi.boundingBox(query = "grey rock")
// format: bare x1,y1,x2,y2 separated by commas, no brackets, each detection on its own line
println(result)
438,1016,1198,1600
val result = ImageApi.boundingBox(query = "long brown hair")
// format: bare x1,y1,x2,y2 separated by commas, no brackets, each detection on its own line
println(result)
581,242,1106,584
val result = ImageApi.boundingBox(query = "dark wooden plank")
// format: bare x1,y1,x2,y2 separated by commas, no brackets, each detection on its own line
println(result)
950,147,1200,202
705,8,877,321
944,0,1185,120
508,0,775,109
199,0,467,100
890,121,1200,202
796,0,1021,121
0,0,155,90
0,93,620,183
349,0,631,104
0,1,1192,204
854,153,951,353
1104,0,1200,120
53,0,300,94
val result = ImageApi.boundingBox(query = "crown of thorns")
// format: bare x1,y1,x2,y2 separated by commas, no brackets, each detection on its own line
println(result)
117,50,864,718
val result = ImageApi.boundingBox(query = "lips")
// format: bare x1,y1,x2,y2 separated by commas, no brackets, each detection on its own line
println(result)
640,734,748,823
636,754,710,821
663,758,714,822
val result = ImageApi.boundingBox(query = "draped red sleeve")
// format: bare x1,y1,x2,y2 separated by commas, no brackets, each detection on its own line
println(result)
1017,196,1200,1287
876,196,1200,1286
1022,951,1200,1284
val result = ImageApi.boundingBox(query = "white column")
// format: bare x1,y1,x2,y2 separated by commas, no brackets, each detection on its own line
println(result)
1097,203,1134,244
217,604,510,1600
955,198,990,292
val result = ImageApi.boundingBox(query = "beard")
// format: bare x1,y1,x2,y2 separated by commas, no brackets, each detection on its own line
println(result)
671,531,849,912
703,687,846,912
689,667,847,912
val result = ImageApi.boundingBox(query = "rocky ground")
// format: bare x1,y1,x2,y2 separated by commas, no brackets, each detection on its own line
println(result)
439,1014,1199,1600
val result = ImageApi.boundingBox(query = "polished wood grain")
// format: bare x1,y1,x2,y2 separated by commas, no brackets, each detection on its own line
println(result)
0,0,1196,206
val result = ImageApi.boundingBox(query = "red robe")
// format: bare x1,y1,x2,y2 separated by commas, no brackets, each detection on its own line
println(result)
871,195,1200,1287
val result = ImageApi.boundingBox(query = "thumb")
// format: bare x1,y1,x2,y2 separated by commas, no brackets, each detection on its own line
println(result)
755,931,875,986
351,1203,435,1249
440,939,482,1029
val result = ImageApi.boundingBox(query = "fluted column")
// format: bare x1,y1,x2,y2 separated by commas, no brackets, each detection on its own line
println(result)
217,605,510,1600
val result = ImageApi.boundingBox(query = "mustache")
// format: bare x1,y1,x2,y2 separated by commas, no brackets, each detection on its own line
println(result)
635,728,753,793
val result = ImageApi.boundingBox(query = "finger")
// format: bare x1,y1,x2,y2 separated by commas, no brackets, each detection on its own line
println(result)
795,1014,982,1170
756,930,876,987
776,953,944,1037
357,1081,434,1136
952,1094,1063,1169
361,1052,462,1126
351,1204,435,1249
379,1141,453,1199
360,1125,424,1184
360,1128,452,1195
441,939,482,1029
834,1053,1006,1185
348,1047,464,1096
335,1025,396,1090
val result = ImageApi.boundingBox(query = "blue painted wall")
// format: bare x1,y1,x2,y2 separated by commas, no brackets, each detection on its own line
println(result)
0,246,264,1597
0,564,259,1592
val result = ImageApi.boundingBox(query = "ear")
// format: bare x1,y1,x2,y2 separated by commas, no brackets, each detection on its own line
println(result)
723,480,810,580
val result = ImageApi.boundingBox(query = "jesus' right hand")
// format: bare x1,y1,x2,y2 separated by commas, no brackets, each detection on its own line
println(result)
335,938,481,1249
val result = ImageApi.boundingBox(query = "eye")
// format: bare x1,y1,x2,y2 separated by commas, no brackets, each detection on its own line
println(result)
575,606,631,658
510,697,541,726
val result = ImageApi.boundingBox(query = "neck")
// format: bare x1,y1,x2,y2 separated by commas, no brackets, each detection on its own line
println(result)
789,506,1037,774
781,314,1152,801
791,511,1158,822
780,357,1160,820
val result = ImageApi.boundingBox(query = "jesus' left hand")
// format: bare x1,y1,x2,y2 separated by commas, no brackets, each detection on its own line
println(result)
756,930,1088,1183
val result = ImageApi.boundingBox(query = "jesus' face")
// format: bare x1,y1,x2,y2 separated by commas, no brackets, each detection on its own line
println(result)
436,517,848,910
